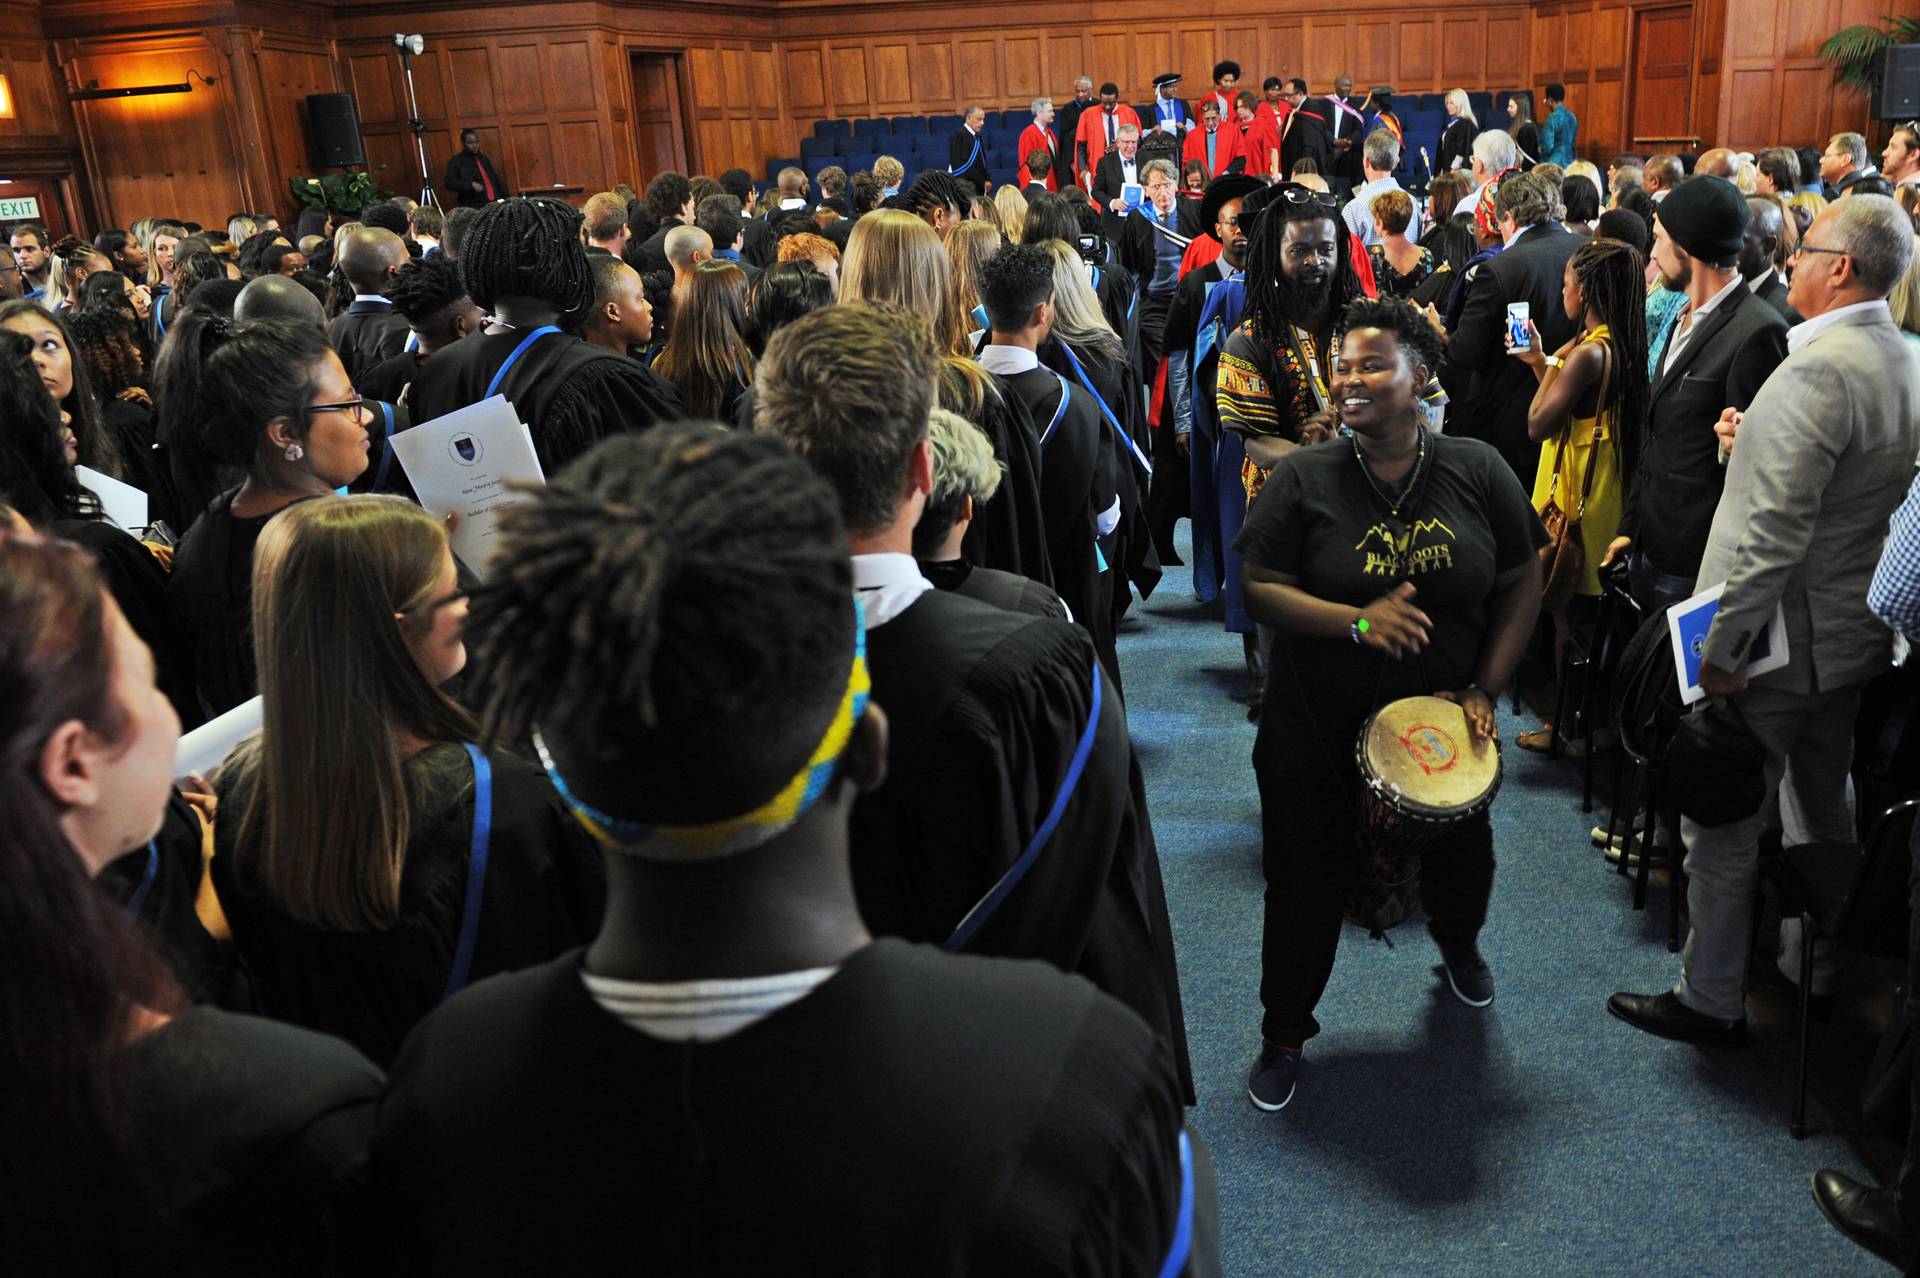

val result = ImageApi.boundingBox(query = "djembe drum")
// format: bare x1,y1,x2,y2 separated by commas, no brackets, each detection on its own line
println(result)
1350,695,1503,932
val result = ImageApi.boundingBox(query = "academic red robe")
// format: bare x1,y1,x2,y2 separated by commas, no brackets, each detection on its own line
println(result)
1240,114,1282,180
1254,100,1292,130
1074,104,1143,190
1181,122,1245,179
1017,121,1059,191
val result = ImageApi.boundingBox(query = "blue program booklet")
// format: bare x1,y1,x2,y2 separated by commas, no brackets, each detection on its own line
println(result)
1666,582,1789,703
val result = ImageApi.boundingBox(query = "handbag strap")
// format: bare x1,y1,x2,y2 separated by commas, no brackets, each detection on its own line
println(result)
1571,338,1611,518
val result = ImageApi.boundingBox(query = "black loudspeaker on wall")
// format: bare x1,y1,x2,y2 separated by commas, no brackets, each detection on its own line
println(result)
307,92,367,169
1875,46,1920,121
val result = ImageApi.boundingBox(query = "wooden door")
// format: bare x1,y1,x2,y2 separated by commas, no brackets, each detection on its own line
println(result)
631,54,689,184
1629,6,1697,154
0,180,73,238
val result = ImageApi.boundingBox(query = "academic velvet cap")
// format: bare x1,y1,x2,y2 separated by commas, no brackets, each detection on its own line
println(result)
1153,73,1183,89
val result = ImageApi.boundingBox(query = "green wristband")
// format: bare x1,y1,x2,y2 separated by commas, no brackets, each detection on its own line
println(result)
1351,616,1370,644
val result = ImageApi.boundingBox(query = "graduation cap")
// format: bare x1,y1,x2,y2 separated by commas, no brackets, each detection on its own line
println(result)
1199,174,1264,236
1367,86,1395,108
1152,72,1183,90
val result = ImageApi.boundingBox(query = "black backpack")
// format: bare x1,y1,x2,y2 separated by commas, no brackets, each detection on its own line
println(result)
1612,610,1686,764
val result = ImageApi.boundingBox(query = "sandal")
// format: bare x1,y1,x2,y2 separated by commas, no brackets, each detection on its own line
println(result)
1515,726,1557,754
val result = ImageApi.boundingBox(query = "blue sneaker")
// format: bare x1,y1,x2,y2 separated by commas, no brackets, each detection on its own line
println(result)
1438,942,1495,1008
1247,1042,1301,1112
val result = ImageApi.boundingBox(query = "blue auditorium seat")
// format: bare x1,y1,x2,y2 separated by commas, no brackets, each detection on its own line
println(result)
929,114,964,136
981,110,1004,130
843,153,879,175
891,115,928,134
912,133,948,158
815,155,849,175
851,117,890,141
799,136,835,160
766,156,801,181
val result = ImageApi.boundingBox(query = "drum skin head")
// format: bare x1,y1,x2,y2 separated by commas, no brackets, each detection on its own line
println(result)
1360,696,1501,819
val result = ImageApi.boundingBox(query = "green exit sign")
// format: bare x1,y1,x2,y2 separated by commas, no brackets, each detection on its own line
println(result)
0,196,41,220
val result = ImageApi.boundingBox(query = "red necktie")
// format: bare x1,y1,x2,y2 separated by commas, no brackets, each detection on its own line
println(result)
480,161,496,202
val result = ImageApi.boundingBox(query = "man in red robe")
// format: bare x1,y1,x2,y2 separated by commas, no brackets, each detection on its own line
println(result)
1236,92,1281,182
1017,98,1059,192
1181,98,1246,180
1074,82,1142,193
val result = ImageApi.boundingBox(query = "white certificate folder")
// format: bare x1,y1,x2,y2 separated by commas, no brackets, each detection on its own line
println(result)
388,395,544,574
1666,581,1789,705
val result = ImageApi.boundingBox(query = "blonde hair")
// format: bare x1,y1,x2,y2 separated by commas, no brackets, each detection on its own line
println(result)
873,155,905,189
1445,89,1476,126
1890,233,1920,337
993,185,1029,243
1042,239,1126,365
841,209,966,355
970,196,1004,239
1566,160,1604,204
1734,158,1758,194
141,221,185,287
233,496,476,931
914,407,1005,558
654,260,755,419
945,221,1000,343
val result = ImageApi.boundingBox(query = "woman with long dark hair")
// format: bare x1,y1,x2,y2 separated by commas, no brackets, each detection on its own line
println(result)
0,297,120,479
0,528,381,1273
166,318,371,717
652,259,754,421
212,496,601,1065
1507,236,1647,752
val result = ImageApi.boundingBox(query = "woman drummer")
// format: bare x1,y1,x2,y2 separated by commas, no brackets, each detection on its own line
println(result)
1235,295,1545,1112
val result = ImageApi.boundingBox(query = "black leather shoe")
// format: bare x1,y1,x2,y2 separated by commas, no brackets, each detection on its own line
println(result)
1811,1169,1914,1267
1607,990,1746,1046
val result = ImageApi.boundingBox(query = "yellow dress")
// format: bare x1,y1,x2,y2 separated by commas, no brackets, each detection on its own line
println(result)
1529,324,1624,598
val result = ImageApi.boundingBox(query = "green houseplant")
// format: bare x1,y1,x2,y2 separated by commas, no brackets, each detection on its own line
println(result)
1818,16,1920,92
288,170,394,217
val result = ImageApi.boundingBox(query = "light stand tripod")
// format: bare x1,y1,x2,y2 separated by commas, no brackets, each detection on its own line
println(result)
393,34,440,212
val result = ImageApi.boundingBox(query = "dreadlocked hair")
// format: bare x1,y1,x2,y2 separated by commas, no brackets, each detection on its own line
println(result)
459,198,595,330
384,254,467,327
1568,236,1648,465
463,425,857,829
1242,198,1358,349
1332,295,1446,384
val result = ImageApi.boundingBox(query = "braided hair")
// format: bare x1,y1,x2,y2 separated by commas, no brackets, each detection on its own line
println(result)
1242,186,1360,349
384,254,467,327
67,302,146,400
1568,237,1649,468
464,425,856,830
897,170,970,222
458,198,595,330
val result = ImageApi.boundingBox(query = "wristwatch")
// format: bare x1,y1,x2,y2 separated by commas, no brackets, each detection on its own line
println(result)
1544,354,1566,369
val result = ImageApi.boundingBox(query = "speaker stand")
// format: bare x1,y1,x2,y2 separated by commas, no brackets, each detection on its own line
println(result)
397,46,441,213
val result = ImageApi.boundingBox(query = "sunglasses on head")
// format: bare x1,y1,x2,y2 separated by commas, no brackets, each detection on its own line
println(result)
1269,184,1340,211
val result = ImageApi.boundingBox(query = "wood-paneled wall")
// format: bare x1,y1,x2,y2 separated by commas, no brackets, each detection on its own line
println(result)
0,11,88,235
1706,0,1879,151
17,0,1901,234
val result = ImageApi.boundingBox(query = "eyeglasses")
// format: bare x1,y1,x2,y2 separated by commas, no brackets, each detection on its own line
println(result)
1218,214,1244,228
1270,185,1341,210
306,393,367,418
1791,242,1848,262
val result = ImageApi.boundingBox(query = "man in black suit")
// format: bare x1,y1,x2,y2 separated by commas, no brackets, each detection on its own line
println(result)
1819,131,1874,200
949,103,990,198
1739,194,1797,324
1022,149,1053,198
628,172,695,275
1053,77,1096,191
1445,169,1584,480
1092,123,1145,243
327,226,413,382
1323,74,1367,197
443,129,506,209
1611,176,1788,614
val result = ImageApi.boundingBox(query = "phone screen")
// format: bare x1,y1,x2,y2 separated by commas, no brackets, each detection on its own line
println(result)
1506,302,1532,351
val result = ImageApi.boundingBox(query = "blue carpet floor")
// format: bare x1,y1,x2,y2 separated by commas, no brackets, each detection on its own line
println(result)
1121,532,1890,1275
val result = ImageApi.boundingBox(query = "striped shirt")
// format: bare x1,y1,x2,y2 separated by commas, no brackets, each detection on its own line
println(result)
582,966,838,1042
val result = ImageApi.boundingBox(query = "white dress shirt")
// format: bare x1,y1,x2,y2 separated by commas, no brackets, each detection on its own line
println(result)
852,552,934,629
1660,271,1745,377
1787,299,1892,355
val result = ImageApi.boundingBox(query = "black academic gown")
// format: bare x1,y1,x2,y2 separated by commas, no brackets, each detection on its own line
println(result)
1153,259,1228,570
1281,102,1334,180
956,370,1054,588
855,590,1193,1102
407,328,684,477
328,300,412,383
949,126,991,195
1038,337,1159,622
1055,97,1094,189
994,365,1118,680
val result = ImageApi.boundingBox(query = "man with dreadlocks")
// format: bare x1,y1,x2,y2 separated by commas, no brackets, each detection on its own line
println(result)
354,423,1216,1271
356,255,485,408
408,198,682,472
1215,182,1364,702
755,301,1193,1105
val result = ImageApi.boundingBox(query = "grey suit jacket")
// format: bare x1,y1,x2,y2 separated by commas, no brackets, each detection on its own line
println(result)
1701,304,1920,693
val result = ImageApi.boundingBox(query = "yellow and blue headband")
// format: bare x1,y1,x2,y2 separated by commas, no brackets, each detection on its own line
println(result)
532,600,872,860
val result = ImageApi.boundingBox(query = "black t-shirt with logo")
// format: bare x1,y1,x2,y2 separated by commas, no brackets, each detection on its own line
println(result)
1234,432,1546,737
